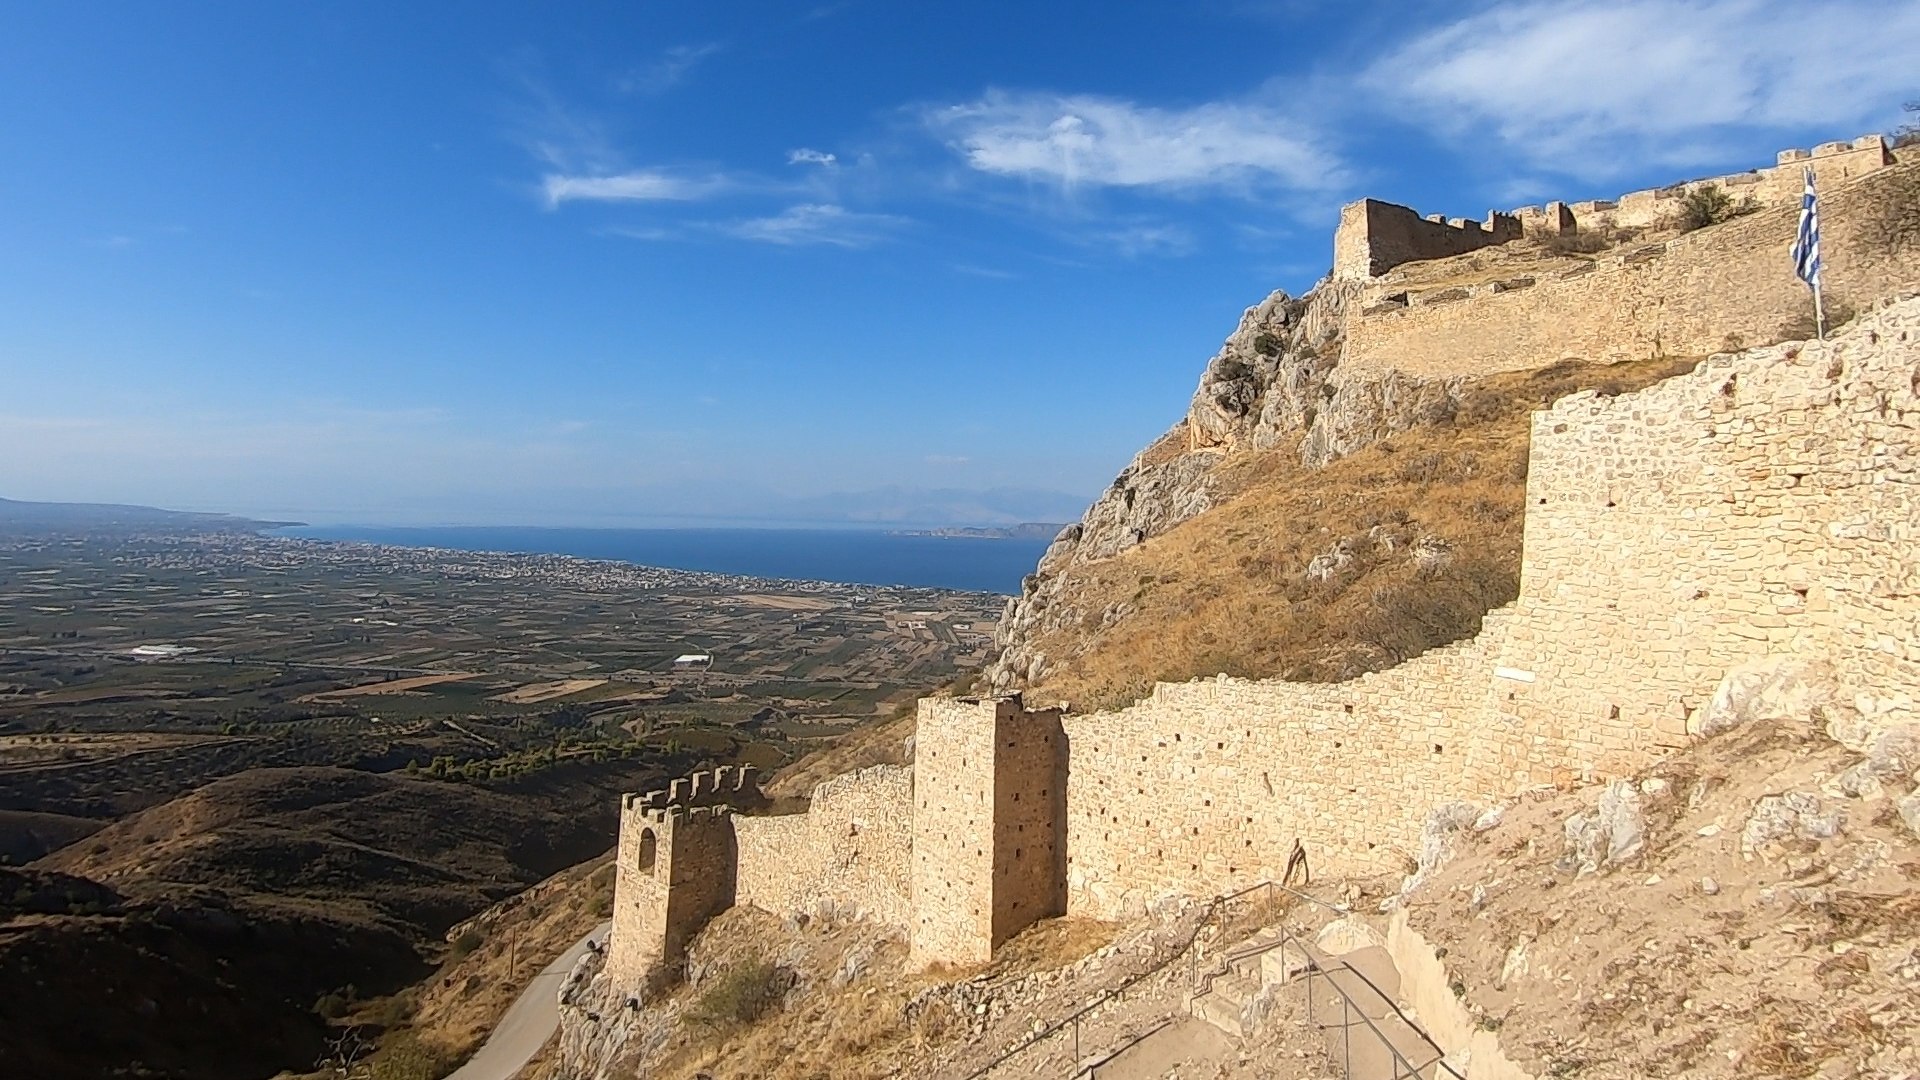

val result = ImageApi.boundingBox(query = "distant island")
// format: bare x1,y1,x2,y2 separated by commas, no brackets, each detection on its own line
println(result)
890,522,1068,540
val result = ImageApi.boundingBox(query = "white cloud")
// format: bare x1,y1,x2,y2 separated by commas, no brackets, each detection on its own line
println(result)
924,90,1344,193
924,454,972,465
618,43,724,96
716,204,906,247
788,148,838,167
1376,0,1920,177
541,170,730,207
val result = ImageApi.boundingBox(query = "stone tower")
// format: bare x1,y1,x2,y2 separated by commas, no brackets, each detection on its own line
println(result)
909,695,1067,968
605,767,757,988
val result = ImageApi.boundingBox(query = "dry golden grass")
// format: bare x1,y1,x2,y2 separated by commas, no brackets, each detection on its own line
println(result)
986,916,1119,975
1026,355,1702,710
405,856,615,1064
764,713,915,803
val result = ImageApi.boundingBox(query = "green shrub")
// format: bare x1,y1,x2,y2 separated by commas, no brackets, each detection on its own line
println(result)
1251,332,1283,357
315,992,350,1020
1675,185,1753,232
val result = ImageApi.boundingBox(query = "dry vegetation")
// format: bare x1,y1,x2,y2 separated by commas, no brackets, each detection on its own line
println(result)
405,855,615,1064
763,712,915,803
1024,354,1703,710
1407,716,1920,1079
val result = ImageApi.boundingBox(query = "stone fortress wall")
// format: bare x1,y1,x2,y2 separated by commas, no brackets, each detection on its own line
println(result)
1351,159,1918,377
1046,296,1919,920
734,763,914,929
603,137,1920,975
1340,140,1918,379
1332,199,1523,280
1334,135,1897,283
607,299,1920,970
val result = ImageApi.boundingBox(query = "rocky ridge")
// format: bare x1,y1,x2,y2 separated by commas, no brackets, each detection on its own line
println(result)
987,278,1477,695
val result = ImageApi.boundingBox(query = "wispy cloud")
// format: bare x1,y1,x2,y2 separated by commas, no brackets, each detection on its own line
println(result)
923,90,1345,194
542,169,732,207
617,43,724,96
924,454,972,465
1096,222,1196,258
952,263,1017,279
1375,0,1920,178
787,147,839,167
716,204,907,247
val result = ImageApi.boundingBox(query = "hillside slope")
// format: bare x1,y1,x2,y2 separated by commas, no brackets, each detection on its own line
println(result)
1402,681,1920,1078
6,754,708,1080
987,155,1920,709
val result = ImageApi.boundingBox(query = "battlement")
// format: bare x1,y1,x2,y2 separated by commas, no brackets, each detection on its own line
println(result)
619,764,762,814
1337,135,1894,281
1521,134,1893,237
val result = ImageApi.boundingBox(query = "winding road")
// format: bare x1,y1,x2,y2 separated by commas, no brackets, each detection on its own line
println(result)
446,920,611,1080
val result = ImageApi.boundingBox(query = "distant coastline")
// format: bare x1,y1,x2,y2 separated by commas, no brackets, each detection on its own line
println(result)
888,522,1068,541
277,524,1052,595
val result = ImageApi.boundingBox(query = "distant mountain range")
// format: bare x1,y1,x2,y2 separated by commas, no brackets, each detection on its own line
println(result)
890,522,1070,540
0,497,299,532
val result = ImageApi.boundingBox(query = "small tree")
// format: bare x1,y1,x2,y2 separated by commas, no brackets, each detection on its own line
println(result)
1677,185,1735,232
1896,100,1919,148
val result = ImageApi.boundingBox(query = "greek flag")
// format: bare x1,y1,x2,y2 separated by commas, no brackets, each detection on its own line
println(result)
1791,165,1821,289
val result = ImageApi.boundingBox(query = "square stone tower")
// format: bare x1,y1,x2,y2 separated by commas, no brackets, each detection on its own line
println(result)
605,799,737,990
909,695,1067,968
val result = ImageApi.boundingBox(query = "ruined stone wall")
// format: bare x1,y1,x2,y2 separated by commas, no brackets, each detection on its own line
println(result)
1057,297,1920,920
733,764,913,927
1342,159,1920,379
1496,296,1920,759
1334,198,1522,279
1560,136,1894,234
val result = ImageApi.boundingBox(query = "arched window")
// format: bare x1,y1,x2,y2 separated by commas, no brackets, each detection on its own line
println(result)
637,828,657,873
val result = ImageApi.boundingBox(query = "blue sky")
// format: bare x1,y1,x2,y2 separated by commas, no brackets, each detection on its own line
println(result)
2,1,1912,527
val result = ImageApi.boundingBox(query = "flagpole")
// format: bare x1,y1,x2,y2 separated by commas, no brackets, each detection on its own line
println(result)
1812,280,1827,341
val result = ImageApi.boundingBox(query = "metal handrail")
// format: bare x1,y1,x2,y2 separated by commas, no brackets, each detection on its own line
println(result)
960,879,1338,1079
1283,928,1467,1080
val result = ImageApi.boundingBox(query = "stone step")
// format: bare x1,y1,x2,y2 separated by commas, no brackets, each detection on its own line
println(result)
1210,971,1262,1008
1192,987,1251,1039
1261,940,1314,986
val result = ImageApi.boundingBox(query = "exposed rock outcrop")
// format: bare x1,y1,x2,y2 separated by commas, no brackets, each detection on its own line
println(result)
987,276,1476,695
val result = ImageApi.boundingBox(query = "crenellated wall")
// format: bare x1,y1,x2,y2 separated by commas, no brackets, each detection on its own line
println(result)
602,195,1920,989
1341,156,1920,378
1333,198,1523,279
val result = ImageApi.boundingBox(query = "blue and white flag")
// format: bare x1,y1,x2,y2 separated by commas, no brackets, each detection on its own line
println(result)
1791,165,1821,289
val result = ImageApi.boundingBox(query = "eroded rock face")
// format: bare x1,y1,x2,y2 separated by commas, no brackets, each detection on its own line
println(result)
985,275,1491,698
987,442,1221,693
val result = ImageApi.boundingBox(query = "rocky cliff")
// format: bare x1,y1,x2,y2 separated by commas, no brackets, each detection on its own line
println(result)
987,278,1481,697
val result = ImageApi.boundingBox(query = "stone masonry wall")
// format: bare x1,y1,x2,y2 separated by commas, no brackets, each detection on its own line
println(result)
1341,159,1920,379
1334,198,1523,279
991,709,1067,945
733,764,914,927
606,803,736,987
1056,297,1920,920
910,697,1003,967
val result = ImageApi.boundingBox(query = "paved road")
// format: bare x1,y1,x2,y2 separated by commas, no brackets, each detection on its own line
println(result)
446,921,612,1080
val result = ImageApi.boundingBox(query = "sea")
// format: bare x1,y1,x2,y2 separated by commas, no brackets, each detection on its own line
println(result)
276,525,1052,595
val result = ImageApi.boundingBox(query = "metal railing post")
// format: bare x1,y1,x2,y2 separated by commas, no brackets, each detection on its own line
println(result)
1343,993,1351,1079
